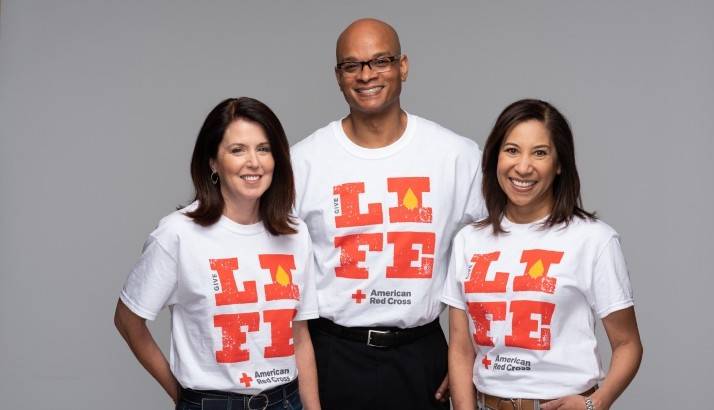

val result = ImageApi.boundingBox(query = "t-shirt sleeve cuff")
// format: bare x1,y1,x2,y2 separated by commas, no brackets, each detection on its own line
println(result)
120,291,160,321
294,310,319,321
441,295,467,311
597,299,634,319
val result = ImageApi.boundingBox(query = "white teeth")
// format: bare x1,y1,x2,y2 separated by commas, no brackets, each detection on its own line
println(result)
241,175,260,181
511,178,535,188
357,87,382,95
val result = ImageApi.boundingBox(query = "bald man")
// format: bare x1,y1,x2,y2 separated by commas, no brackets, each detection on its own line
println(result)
291,19,484,410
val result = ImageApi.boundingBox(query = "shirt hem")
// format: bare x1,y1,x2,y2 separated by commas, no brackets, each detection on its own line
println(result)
294,311,319,321
441,296,467,311
597,299,634,318
119,291,159,321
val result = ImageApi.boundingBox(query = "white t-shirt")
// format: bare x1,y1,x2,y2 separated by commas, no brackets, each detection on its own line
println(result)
291,113,484,328
442,217,634,399
120,207,319,394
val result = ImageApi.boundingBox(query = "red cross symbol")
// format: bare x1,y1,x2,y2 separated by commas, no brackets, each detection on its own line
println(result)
482,355,492,369
351,289,366,304
239,372,253,387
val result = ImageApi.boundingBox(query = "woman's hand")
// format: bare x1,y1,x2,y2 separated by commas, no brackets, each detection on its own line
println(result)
539,395,604,410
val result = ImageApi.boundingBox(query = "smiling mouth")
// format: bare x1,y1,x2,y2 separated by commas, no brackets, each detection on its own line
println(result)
355,86,384,95
240,175,262,182
509,177,536,190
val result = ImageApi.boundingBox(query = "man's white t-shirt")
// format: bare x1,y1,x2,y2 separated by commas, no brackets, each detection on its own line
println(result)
120,207,319,394
442,217,634,399
291,113,483,328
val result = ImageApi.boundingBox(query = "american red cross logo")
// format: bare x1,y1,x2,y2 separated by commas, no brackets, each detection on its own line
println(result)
352,289,366,304
239,372,253,387
482,355,492,369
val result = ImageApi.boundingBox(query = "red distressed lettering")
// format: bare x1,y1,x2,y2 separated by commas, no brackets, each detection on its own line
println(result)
467,301,507,346
210,258,258,306
463,252,509,293
213,312,260,363
386,232,435,278
334,182,383,227
259,254,299,301
505,300,555,350
387,177,432,223
263,309,296,358
512,250,563,294
334,233,383,279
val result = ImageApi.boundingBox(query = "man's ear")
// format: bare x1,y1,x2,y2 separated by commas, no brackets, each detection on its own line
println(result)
400,54,409,81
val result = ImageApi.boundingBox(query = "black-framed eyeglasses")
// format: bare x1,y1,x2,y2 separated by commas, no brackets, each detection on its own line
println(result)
335,55,402,75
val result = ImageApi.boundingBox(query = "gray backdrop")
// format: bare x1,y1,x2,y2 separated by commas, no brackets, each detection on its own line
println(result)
1,1,712,409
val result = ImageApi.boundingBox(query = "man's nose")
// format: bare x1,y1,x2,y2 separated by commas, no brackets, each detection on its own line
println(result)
357,63,378,82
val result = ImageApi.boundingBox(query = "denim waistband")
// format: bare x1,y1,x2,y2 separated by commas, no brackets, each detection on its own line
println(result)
179,378,298,410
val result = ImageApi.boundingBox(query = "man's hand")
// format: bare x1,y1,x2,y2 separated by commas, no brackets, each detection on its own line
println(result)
434,373,449,402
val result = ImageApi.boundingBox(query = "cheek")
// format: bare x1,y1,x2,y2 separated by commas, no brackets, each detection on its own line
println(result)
496,156,509,178
263,156,276,174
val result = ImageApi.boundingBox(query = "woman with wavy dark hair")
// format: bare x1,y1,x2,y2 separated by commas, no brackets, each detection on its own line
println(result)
444,99,642,410
114,97,320,410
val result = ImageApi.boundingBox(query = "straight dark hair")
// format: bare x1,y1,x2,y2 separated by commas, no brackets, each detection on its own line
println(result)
476,99,595,234
185,97,297,235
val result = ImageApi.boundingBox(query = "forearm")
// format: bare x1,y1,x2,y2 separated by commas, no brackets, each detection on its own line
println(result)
449,344,476,410
590,341,643,409
593,307,643,410
448,307,476,410
115,301,180,403
294,321,320,410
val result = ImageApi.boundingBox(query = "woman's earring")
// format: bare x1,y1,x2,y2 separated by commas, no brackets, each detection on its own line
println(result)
210,171,219,185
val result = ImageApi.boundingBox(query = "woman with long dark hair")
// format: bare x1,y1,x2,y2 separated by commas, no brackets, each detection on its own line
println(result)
445,99,642,410
114,97,320,410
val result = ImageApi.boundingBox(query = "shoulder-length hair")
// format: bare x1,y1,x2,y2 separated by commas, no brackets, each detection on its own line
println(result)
185,97,297,235
476,99,595,234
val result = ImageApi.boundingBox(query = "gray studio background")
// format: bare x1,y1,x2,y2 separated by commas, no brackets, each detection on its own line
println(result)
1,1,712,409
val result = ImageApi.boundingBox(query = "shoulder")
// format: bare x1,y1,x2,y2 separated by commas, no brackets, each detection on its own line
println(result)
273,218,313,253
410,114,481,153
453,223,491,244
565,217,619,243
290,120,339,160
151,203,201,241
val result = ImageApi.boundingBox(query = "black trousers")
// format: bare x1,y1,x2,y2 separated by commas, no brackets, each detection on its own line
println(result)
308,319,450,410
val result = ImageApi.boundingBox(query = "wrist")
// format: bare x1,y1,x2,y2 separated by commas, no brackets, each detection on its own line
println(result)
586,392,610,410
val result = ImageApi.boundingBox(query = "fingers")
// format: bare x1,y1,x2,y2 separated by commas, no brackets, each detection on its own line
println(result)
434,373,449,401
540,398,563,409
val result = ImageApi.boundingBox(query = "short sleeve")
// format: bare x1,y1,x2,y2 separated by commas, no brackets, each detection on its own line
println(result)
441,230,468,310
588,236,634,318
294,234,319,321
120,235,178,320
460,149,486,225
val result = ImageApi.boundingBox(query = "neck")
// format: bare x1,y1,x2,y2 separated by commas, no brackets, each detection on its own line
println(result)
342,104,406,148
505,199,554,224
221,192,260,225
